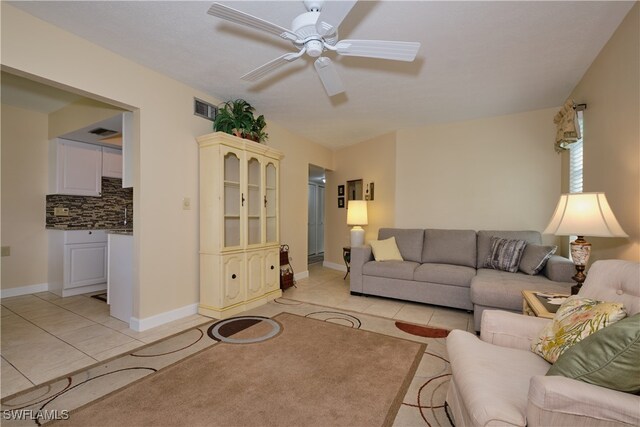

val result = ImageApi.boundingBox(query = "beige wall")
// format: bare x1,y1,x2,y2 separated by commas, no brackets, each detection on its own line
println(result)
565,3,639,263
396,108,562,242
48,98,125,140
1,4,330,318
1,104,49,289
266,122,333,275
324,133,396,265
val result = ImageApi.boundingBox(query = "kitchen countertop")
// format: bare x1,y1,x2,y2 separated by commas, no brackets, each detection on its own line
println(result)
107,230,133,236
46,225,133,235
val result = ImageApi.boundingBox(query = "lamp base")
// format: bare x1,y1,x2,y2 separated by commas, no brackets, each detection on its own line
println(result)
350,226,365,247
570,236,591,295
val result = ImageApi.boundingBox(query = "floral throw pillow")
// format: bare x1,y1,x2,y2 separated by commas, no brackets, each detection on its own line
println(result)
531,296,627,363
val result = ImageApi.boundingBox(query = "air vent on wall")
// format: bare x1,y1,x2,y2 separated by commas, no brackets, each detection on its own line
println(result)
194,98,216,122
89,127,118,137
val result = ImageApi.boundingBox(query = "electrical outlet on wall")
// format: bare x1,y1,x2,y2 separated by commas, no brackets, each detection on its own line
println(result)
54,207,70,216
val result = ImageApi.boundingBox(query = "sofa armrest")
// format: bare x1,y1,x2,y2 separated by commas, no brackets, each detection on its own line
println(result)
480,310,550,351
350,245,373,293
542,255,575,283
528,375,640,426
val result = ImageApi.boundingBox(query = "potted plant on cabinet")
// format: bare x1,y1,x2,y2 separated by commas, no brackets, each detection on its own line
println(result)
213,99,269,143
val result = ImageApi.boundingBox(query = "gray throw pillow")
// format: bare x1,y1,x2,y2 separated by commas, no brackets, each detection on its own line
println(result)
547,313,640,394
519,244,557,275
485,237,527,273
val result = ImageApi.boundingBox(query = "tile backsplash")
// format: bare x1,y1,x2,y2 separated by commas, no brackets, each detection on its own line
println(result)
46,177,133,229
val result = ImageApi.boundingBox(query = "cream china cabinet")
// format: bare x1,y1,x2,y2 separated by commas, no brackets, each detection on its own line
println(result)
197,132,282,318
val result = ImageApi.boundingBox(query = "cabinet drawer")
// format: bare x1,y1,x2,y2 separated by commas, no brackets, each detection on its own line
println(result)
64,230,108,244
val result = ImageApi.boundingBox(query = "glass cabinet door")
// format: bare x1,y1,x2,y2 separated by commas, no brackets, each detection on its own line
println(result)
223,151,241,248
247,156,262,246
265,162,278,244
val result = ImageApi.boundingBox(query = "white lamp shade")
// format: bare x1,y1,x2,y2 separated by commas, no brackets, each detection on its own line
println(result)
543,192,628,237
347,200,368,226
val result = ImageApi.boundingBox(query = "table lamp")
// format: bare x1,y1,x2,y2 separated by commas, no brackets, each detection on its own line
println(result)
347,200,368,247
543,192,627,294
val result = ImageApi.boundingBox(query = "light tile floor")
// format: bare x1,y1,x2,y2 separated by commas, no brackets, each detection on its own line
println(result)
283,263,474,332
1,264,473,400
0,292,208,398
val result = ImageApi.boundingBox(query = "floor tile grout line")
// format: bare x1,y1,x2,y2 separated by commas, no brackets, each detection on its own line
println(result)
3,296,148,368
1,355,36,387
2,300,102,363
30,294,149,357
32,292,137,335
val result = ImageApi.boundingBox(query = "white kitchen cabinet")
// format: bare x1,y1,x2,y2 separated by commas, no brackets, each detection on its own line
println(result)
49,139,102,196
48,230,108,297
197,132,283,319
102,147,123,178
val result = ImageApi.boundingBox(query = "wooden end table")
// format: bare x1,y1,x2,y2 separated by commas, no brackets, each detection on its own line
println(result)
522,290,568,319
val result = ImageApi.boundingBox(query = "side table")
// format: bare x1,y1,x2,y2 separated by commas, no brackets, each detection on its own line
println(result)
342,247,351,280
522,290,568,319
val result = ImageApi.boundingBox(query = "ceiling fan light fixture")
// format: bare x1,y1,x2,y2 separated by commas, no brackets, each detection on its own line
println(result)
306,40,323,57
207,1,420,97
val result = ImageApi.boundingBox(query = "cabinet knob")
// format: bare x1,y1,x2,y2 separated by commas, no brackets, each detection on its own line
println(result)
270,265,274,270
88,231,92,235
232,274,237,279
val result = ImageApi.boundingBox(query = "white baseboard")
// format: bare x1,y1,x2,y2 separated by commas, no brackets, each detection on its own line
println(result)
294,270,309,281
323,261,347,272
129,303,199,332
1,283,49,298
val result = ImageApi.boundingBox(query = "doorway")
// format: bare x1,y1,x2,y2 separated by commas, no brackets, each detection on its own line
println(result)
308,165,325,265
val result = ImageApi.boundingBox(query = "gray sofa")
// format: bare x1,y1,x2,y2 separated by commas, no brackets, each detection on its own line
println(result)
350,228,575,330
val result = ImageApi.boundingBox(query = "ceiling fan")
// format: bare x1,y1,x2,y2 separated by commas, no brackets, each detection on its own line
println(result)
207,0,421,97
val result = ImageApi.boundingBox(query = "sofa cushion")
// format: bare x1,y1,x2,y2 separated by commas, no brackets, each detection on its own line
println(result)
519,244,557,275
362,260,420,281
422,229,477,268
414,263,476,288
477,230,541,269
447,330,551,426
531,296,627,363
484,237,527,273
369,237,403,261
378,228,424,263
547,313,640,393
471,268,572,311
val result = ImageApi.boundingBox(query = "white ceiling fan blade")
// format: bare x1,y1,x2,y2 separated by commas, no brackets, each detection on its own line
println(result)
314,57,345,97
208,3,299,42
335,39,421,62
241,52,303,82
315,0,357,36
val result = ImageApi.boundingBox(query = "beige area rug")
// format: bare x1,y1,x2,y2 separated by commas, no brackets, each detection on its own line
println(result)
56,312,425,427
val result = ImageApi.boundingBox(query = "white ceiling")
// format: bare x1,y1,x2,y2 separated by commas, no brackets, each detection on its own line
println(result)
10,1,634,149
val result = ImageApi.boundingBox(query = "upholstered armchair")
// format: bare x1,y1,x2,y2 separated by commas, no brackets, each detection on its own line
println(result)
446,260,640,426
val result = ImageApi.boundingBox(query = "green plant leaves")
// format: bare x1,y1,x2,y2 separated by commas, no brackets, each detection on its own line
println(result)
213,99,268,143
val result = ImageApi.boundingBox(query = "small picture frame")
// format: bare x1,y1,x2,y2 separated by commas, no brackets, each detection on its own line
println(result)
338,185,345,196
338,197,345,208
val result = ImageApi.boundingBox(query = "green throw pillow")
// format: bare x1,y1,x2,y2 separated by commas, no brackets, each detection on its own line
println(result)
547,313,640,394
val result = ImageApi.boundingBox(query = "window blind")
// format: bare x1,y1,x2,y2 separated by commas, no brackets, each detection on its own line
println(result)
569,110,584,194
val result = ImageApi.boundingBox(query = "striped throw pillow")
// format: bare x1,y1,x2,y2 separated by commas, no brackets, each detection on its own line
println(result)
485,237,527,273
